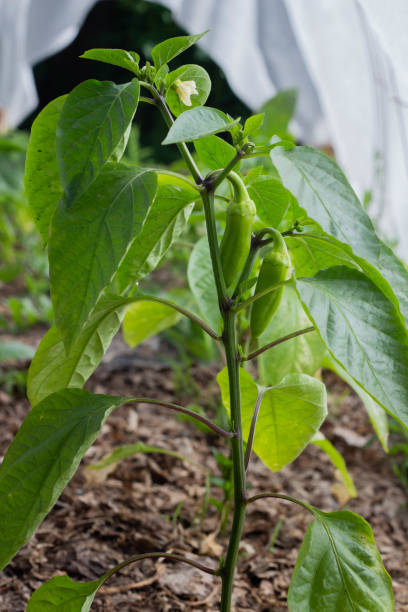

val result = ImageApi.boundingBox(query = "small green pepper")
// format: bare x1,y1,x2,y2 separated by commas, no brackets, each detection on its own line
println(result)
250,228,291,338
220,172,256,289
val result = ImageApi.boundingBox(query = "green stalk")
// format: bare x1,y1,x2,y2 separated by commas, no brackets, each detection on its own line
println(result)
219,309,247,611
151,83,247,610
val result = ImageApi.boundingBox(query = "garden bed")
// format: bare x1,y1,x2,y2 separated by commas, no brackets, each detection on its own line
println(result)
0,334,407,610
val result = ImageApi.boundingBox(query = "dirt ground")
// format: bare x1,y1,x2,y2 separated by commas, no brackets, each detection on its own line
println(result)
0,330,407,611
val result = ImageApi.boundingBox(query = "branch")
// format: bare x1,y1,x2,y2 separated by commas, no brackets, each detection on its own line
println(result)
244,389,265,471
241,326,315,361
205,145,250,192
101,552,220,587
129,397,235,439
246,492,313,514
132,295,221,341
233,279,293,312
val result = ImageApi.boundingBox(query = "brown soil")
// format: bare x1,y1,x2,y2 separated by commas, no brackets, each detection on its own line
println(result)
0,333,407,611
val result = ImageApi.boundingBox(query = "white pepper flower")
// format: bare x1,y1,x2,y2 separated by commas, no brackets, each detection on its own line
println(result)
174,79,198,106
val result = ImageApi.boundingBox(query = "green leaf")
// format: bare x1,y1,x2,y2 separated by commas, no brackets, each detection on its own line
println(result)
217,368,327,471
27,574,103,612
0,340,35,362
187,236,221,332
246,174,299,231
87,441,200,471
165,64,211,116
80,48,140,74
296,266,408,430
286,224,358,277
162,107,239,145
243,113,264,138
311,432,356,498
288,508,394,611
0,389,125,570
151,31,208,69
194,135,238,171
273,146,408,325
323,355,389,452
24,95,66,244
116,173,196,291
258,287,326,386
123,300,181,347
256,89,297,142
57,79,140,203
50,165,156,347
27,293,128,406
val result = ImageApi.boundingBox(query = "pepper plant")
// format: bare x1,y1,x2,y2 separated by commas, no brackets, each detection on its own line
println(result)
1,32,407,610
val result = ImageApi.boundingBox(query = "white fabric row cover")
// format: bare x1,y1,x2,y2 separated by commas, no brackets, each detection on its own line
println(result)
149,0,408,260
1,0,407,257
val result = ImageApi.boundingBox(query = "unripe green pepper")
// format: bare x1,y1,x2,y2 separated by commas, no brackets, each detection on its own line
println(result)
250,229,291,338
220,172,256,289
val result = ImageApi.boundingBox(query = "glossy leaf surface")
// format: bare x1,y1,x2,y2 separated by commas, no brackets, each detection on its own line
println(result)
296,266,408,429
162,107,239,144
57,79,140,203
258,287,325,386
0,389,125,570
27,574,103,612
27,294,128,406
273,146,408,325
288,509,394,611
24,95,66,243
194,134,238,171
218,368,327,471
50,165,156,346
80,48,140,74
123,300,181,347
116,173,196,291
151,31,207,68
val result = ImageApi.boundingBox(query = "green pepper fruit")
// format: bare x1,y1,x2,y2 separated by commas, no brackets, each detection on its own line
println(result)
220,171,256,290
250,228,291,338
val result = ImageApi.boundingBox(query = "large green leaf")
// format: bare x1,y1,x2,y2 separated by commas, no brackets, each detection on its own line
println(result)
286,224,359,277
194,134,238,171
27,294,128,406
80,48,140,74
288,508,394,611
0,389,125,570
162,107,239,145
56,79,140,203
258,287,325,386
27,575,103,612
116,173,196,291
296,266,408,430
323,355,389,452
151,31,207,69
165,64,211,116
50,165,156,347
123,300,181,347
246,173,299,231
217,368,327,471
24,95,66,243
273,146,408,325
187,236,221,332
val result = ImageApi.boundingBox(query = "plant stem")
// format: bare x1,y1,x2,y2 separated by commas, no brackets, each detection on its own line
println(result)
241,326,315,361
128,398,234,439
140,81,203,184
220,309,247,611
244,389,265,471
